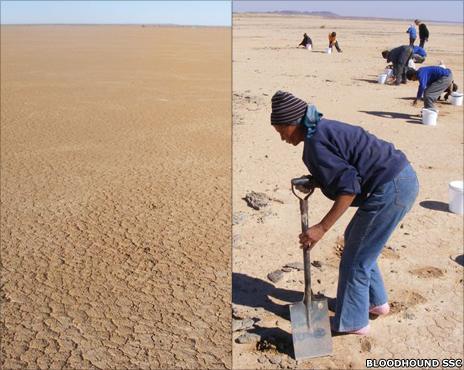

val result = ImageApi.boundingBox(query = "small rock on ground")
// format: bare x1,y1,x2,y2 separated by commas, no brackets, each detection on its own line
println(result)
311,260,322,268
235,333,261,344
232,318,255,332
268,355,282,365
267,270,284,283
283,262,304,271
244,191,271,210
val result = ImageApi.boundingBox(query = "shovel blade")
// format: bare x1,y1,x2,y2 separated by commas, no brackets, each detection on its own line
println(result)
290,299,333,360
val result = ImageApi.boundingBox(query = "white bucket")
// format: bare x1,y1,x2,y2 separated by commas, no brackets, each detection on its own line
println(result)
305,44,312,50
378,74,388,84
326,47,332,54
449,180,464,215
450,92,463,106
422,108,438,126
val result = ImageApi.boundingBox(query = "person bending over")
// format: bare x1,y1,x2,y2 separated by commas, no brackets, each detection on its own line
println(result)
382,46,413,85
298,33,313,48
406,66,453,111
412,45,427,64
328,32,342,52
270,90,418,335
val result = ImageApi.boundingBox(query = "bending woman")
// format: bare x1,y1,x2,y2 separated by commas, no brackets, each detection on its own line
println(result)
270,90,419,335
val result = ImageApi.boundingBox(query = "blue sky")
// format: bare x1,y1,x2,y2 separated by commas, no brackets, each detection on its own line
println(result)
1,1,231,26
233,1,464,23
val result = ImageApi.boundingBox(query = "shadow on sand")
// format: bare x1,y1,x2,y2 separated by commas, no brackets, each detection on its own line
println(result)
232,273,302,356
359,110,422,124
352,78,379,84
232,272,301,320
419,200,450,213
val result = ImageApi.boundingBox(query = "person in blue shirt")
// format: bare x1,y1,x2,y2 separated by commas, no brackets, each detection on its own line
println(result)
412,45,427,63
406,66,454,111
406,24,417,46
270,91,419,335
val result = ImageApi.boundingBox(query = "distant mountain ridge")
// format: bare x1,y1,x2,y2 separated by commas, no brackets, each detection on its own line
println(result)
234,10,463,24
266,11,339,17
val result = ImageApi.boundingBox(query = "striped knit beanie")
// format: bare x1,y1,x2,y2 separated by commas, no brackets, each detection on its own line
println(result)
271,91,308,125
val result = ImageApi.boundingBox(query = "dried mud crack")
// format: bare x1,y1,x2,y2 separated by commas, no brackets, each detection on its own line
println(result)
1,26,231,369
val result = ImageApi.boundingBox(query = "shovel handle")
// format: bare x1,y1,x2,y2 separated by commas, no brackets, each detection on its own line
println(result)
299,199,312,309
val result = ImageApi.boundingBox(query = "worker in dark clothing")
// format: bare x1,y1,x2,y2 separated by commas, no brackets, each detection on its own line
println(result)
298,33,313,48
415,20,429,49
382,46,414,85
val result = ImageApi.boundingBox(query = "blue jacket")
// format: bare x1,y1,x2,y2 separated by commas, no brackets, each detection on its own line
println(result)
416,66,452,98
413,46,427,57
303,119,408,206
407,25,417,39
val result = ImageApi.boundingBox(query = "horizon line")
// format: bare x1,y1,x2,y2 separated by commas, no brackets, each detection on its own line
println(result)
0,23,231,27
232,10,464,24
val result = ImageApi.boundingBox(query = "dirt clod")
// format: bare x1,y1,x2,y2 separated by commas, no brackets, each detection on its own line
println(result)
244,191,272,210
267,270,284,283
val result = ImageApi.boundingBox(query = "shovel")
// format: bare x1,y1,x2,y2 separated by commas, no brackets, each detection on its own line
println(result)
289,176,333,360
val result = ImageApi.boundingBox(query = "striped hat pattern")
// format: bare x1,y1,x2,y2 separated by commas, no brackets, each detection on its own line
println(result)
271,90,308,125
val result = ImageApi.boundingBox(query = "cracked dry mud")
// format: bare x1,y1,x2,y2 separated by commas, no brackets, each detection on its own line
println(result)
1,26,231,369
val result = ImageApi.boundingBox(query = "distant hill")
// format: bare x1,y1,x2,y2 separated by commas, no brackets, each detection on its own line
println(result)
265,11,339,18
234,10,463,24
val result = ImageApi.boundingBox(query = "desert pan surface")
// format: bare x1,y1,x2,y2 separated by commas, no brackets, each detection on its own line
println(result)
1,25,231,369
233,13,463,369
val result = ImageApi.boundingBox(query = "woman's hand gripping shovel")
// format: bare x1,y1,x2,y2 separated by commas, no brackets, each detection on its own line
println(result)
289,176,333,360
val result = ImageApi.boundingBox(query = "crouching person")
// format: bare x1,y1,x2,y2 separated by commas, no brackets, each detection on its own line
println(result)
412,45,427,64
406,66,453,111
298,33,313,49
442,81,459,101
382,46,413,85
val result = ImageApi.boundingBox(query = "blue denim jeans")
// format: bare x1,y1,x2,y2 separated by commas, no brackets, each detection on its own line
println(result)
332,163,419,331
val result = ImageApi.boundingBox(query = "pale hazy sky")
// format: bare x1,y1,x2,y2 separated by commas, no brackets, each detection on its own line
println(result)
1,1,232,26
233,1,464,23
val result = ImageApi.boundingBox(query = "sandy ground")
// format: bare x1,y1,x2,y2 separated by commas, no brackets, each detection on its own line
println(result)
233,14,463,369
1,26,231,369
